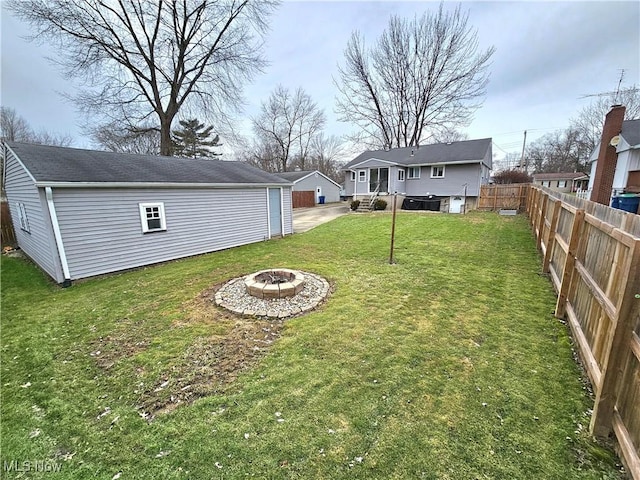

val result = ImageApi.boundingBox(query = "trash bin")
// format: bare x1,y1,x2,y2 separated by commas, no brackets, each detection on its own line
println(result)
611,196,620,209
318,196,325,205
618,194,640,214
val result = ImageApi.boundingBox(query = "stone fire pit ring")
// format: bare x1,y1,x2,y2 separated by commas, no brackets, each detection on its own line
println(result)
244,268,305,299
214,269,330,319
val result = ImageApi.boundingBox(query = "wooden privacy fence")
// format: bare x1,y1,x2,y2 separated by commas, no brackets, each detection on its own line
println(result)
1,201,16,247
478,183,529,211
292,191,315,209
527,185,640,479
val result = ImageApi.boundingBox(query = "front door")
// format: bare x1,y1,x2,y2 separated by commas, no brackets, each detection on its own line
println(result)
268,188,282,236
369,168,389,193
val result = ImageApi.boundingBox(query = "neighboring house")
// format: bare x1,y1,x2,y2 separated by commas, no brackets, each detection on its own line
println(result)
532,172,589,193
276,170,341,204
586,115,640,202
342,138,492,213
3,141,293,285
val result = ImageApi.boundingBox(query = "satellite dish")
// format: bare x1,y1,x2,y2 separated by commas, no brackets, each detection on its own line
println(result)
610,135,621,147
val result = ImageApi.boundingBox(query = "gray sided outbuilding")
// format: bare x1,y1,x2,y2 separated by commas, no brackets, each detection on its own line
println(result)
3,142,293,285
276,170,342,204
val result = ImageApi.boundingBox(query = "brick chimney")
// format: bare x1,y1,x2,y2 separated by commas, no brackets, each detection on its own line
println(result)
590,105,625,205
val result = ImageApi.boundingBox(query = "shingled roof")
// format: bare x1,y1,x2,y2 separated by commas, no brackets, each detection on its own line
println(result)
6,142,291,186
621,118,640,147
343,138,492,170
275,170,316,182
275,170,341,187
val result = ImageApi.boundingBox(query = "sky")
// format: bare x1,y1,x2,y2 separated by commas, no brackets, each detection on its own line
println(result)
1,1,639,168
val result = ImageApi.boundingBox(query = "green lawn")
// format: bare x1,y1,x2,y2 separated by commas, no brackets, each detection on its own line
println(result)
1,212,623,479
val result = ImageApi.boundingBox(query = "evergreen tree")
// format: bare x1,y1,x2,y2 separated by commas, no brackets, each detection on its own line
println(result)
171,119,222,158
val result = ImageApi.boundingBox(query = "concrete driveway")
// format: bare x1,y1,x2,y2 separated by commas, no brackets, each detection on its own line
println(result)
292,203,350,233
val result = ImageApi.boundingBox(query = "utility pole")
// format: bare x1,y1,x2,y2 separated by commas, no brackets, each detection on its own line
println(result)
520,130,527,172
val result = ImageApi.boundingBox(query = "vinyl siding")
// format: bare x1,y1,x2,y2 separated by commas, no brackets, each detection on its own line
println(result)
613,150,640,190
51,187,286,280
282,188,293,233
293,175,340,203
405,163,482,197
344,171,356,196
4,150,63,282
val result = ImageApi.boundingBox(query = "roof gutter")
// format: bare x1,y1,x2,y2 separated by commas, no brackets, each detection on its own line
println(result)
34,181,292,189
45,187,72,287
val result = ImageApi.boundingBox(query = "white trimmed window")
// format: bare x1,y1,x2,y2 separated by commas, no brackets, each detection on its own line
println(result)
431,166,445,178
398,169,405,182
16,202,30,233
407,167,420,179
558,180,567,188
358,170,367,182
350,171,356,181
139,203,166,233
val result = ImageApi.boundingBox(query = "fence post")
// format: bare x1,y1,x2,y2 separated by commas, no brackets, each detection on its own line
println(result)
590,238,640,438
555,208,585,318
532,189,541,228
542,199,562,273
536,192,548,250
529,185,537,216
528,188,535,226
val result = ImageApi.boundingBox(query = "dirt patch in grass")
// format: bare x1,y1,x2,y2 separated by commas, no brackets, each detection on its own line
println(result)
136,286,287,419
89,320,151,370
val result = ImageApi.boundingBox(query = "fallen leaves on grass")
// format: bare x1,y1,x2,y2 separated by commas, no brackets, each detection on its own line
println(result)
134,288,287,418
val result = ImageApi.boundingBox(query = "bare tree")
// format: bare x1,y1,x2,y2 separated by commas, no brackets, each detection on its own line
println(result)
526,128,591,174
570,85,640,153
252,85,326,172
9,0,278,156
241,139,281,173
1,107,72,146
303,133,345,182
91,122,161,155
430,129,469,144
335,3,494,149
1,107,32,142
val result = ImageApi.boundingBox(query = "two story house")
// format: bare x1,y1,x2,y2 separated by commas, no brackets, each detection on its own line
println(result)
342,138,492,213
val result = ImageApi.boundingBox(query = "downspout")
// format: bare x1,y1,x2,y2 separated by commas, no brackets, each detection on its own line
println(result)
45,187,72,287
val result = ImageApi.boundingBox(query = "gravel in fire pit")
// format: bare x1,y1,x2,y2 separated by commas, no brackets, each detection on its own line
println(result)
214,271,330,318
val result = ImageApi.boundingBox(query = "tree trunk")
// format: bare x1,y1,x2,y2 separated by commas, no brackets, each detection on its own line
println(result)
159,116,173,156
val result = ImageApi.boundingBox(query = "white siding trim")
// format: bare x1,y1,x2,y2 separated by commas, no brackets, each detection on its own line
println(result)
45,187,71,282
34,181,290,189
292,171,342,188
5,144,38,183
350,158,399,169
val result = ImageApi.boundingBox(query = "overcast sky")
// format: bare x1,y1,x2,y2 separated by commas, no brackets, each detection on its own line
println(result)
1,1,639,166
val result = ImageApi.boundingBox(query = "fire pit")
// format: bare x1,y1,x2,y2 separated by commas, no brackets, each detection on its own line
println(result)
215,269,330,318
244,268,305,299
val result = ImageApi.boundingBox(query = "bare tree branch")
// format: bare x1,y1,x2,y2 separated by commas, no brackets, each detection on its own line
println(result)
9,0,278,155
251,86,326,172
335,3,494,148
